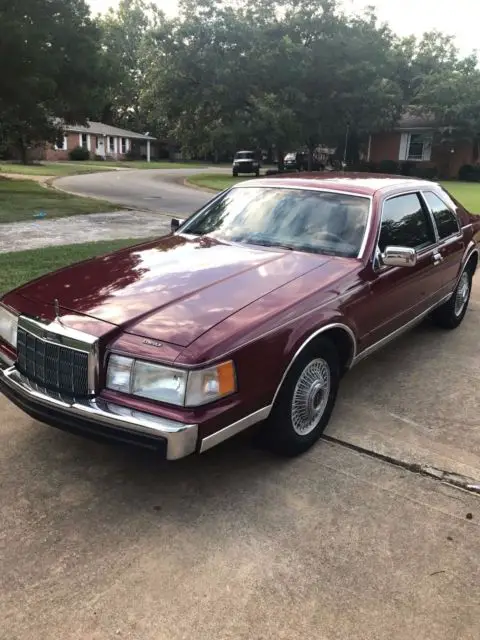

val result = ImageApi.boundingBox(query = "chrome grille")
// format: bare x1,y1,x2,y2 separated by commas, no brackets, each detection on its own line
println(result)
16,328,89,396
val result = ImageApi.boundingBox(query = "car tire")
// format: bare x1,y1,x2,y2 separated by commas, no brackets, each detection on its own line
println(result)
261,338,340,457
431,266,472,330
255,169,260,177
232,171,238,177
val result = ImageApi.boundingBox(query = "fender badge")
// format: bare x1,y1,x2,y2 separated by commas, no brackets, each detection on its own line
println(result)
143,339,163,348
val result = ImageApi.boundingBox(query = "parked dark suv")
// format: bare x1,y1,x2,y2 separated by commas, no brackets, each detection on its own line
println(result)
232,150,260,177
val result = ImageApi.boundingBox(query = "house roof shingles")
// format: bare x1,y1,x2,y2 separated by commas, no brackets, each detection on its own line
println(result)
64,121,156,141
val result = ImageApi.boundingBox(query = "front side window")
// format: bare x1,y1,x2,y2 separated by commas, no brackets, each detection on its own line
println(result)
181,187,370,258
423,191,460,239
379,193,435,252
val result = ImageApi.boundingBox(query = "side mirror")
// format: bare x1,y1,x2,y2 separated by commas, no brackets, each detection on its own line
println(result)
381,246,417,268
171,218,184,233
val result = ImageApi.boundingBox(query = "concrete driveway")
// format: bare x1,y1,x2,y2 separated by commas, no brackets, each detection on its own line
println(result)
54,167,226,216
1,283,479,639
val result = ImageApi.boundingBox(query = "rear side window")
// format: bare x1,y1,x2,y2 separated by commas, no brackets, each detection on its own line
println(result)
379,193,435,252
423,191,460,239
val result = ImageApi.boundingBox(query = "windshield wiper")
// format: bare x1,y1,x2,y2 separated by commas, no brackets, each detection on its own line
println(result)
241,237,295,251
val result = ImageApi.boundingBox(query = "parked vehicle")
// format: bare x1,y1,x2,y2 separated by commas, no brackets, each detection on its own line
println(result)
284,151,308,171
1,174,478,460
283,150,327,172
232,150,260,177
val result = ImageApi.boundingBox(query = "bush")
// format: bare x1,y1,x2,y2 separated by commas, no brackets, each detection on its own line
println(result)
69,146,90,161
378,159,399,174
94,154,105,161
410,166,437,180
458,164,480,182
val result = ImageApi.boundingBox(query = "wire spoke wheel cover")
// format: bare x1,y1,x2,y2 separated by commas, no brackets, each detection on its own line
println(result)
291,358,331,436
454,271,470,317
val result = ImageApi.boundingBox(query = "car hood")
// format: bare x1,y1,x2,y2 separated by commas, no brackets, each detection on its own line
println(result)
15,235,330,347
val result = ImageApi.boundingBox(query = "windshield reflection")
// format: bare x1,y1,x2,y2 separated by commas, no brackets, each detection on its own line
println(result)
182,187,370,258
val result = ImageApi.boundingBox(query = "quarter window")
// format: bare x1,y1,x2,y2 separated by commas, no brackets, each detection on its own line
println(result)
423,191,459,239
379,193,435,252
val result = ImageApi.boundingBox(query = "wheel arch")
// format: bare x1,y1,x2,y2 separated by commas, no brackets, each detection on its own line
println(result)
269,322,357,409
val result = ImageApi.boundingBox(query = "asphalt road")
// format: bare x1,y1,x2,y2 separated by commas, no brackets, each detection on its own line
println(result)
55,167,227,216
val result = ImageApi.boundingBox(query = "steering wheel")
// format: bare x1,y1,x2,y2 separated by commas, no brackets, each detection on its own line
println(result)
312,231,344,244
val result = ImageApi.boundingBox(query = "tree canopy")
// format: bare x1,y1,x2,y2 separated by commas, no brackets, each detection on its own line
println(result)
1,0,479,164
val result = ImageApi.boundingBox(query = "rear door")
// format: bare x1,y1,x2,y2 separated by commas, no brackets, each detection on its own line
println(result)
357,191,445,350
421,190,465,294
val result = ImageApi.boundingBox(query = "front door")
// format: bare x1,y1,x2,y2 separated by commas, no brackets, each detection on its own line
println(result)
356,191,445,351
96,137,105,157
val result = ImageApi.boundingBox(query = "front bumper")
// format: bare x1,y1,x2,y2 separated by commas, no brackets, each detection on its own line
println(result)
0,364,198,460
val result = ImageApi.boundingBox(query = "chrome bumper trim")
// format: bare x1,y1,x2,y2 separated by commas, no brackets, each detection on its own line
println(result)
199,405,271,453
0,366,198,460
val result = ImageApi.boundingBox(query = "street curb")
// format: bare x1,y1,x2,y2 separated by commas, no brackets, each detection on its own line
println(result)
183,178,219,194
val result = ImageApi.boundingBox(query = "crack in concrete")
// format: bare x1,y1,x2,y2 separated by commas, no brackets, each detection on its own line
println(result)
322,434,480,496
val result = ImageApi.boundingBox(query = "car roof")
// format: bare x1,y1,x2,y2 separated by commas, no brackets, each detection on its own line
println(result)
235,172,437,197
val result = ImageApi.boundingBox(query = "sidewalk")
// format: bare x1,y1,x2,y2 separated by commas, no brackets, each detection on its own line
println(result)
0,210,172,253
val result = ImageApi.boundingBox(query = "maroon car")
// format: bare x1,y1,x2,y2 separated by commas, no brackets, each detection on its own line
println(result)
1,174,478,459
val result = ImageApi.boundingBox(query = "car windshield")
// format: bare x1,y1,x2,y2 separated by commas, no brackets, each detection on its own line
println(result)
235,151,254,160
284,153,296,161
181,187,370,258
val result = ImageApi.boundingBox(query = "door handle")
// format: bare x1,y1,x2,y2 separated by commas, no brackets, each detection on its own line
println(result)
432,252,444,266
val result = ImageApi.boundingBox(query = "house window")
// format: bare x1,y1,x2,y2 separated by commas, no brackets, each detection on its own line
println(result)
80,133,88,149
54,135,67,151
121,138,127,154
108,137,115,153
407,133,432,161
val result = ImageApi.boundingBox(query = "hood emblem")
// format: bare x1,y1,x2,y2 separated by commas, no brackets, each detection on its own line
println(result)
143,339,163,348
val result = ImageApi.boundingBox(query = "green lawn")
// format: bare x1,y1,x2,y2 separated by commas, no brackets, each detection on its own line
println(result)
0,160,208,177
0,178,117,223
441,182,480,213
187,173,480,214
187,173,252,191
0,238,143,293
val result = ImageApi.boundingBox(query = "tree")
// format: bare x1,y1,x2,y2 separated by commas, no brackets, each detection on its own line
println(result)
97,0,162,131
0,0,107,162
142,0,404,165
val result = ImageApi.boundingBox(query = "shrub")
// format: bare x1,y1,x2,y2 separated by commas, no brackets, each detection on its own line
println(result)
69,146,90,161
458,164,480,182
94,154,105,161
410,166,438,180
378,159,399,174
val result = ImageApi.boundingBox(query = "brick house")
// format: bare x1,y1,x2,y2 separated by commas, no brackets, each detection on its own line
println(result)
367,114,477,179
46,121,156,162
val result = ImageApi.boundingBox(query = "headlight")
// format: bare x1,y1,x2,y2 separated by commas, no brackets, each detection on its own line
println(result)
0,305,18,348
106,355,236,407
133,360,188,405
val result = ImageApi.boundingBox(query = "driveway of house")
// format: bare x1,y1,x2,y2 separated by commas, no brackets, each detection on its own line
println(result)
1,168,479,638
54,167,226,215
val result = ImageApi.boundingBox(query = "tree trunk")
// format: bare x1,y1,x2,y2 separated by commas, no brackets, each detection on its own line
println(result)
307,146,314,172
277,145,284,172
18,137,28,165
